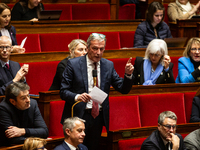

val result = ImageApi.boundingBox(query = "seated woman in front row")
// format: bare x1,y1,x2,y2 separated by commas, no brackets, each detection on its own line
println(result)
134,1,172,48
176,37,200,83
133,39,175,85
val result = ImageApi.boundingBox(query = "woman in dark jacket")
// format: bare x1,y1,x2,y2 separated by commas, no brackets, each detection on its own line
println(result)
134,1,172,48
190,87,200,122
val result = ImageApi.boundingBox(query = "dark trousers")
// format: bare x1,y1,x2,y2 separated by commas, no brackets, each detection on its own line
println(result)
82,110,104,150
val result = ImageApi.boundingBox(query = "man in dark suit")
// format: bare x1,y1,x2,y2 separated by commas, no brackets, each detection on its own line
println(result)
54,117,88,150
141,111,186,150
0,36,29,95
60,33,134,150
0,82,48,146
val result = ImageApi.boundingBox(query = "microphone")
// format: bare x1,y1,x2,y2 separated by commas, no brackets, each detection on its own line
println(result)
92,69,97,86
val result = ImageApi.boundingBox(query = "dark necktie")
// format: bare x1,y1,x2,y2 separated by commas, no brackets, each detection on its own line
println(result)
166,142,172,150
4,63,13,81
91,63,99,118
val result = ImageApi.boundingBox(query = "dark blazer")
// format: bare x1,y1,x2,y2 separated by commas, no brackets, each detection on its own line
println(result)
133,57,175,85
0,60,21,95
54,141,88,150
190,96,200,123
0,99,48,146
49,56,70,91
0,26,17,46
141,129,186,150
134,21,172,48
60,55,133,131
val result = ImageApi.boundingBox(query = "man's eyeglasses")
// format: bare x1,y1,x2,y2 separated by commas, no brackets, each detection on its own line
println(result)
191,48,200,52
0,46,11,51
90,33,106,39
161,124,178,130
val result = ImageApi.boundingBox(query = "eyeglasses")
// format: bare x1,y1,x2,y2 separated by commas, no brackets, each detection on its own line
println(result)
149,53,161,57
90,33,106,39
0,46,11,51
191,48,200,52
37,146,45,150
161,124,178,130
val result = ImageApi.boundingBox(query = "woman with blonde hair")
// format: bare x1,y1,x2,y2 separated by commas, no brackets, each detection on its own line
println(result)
49,39,87,90
22,137,47,150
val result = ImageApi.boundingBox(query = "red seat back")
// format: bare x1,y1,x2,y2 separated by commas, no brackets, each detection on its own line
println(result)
119,4,136,20
118,138,147,150
171,56,180,80
119,31,135,48
163,4,169,24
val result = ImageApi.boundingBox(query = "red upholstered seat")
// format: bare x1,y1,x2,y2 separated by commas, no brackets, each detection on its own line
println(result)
49,100,65,138
163,4,169,24
119,31,135,48
71,4,110,20
118,138,146,150
109,95,141,131
22,61,59,94
119,4,136,20
139,93,186,127
171,56,181,80
79,32,121,50
43,4,72,20
16,34,41,53
7,4,14,9
184,92,196,123
40,33,79,52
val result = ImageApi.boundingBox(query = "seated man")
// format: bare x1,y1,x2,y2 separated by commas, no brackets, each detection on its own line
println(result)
0,36,29,95
54,117,88,150
141,111,186,150
0,82,48,146
184,128,200,150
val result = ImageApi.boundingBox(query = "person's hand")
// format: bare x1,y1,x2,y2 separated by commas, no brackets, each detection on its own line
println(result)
167,133,180,150
5,126,25,138
125,57,134,75
13,64,29,82
190,1,200,15
163,55,171,69
30,18,38,22
77,93,92,103
12,45,25,53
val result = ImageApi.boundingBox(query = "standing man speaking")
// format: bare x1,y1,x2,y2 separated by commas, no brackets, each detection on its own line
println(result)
60,33,134,150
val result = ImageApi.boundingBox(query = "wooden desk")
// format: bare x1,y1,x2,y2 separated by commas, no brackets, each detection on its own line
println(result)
11,20,143,34
10,47,184,63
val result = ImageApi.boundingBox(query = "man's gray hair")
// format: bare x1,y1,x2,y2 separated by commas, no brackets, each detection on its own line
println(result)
63,117,85,137
87,33,106,49
158,111,177,124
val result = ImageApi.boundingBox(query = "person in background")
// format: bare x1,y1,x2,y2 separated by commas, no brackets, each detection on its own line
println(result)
184,128,200,150
22,137,47,150
141,111,186,150
190,87,200,122
176,37,200,83
11,0,44,21
54,117,88,150
0,82,48,146
49,39,87,91
134,1,172,48
133,39,175,85
0,3,25,53
168,0,200,22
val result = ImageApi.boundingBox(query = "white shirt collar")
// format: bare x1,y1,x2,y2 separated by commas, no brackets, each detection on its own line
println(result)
64,141,77,150
86,54,100,67
0,60,9,68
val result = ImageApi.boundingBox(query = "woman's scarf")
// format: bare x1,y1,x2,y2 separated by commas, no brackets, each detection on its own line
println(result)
176,0,192,14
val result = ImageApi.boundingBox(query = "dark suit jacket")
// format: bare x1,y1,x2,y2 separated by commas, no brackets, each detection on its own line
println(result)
0,99,49,146
184,129,200,150
54,141,88,150
141,129,186,150
190,96,200,123
0,25,17,45
49,56,70,90
0,60,21,95
133,57,175,85
60,55,133,131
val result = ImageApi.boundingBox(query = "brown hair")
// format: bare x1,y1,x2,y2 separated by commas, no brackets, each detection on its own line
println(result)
183,37,200,57
22,137,47,150
0,3,11,29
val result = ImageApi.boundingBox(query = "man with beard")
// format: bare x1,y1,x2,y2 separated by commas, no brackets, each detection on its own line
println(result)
141,111,186,150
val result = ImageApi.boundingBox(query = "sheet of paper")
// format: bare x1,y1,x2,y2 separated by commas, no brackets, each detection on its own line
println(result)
89,86,108,104
20,37,27,48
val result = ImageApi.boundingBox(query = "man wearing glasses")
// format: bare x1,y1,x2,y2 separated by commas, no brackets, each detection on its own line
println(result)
0,36,29,95
141,111,186,150
60,33,134,150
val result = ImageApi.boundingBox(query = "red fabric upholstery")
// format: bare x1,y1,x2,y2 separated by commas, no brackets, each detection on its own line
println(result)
23,61,59,94
16,34,41,53
171,56,181,79
49,100,65,137
163,4,169,24
43,4,72,20
108,58,135,78
139,93,186,127
181,133,188,139
79,32,121,50
119,4,136,20
7,4,14,9
119,31,135,48
71,4,110,20
118,138,147,150
184,92,196,123
109,95,141,131
40,33,79,52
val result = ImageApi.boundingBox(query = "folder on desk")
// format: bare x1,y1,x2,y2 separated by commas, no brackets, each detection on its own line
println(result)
164,37,187,47
38,10,62,20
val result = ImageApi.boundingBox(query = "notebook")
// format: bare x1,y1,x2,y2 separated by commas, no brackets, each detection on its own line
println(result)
164,37,188,47
38,10,62,20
